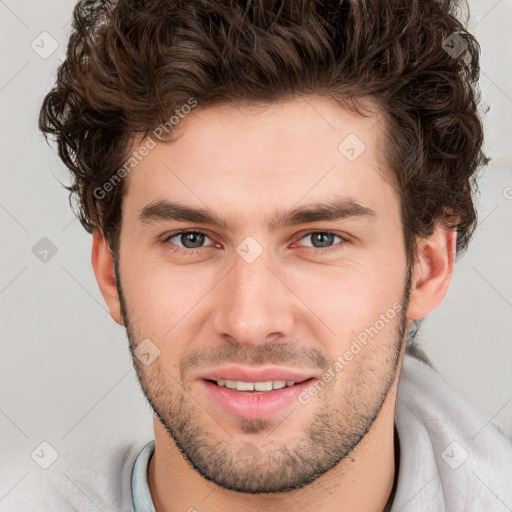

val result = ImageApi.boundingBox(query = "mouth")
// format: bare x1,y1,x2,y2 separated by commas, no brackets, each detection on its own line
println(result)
200,377,317,419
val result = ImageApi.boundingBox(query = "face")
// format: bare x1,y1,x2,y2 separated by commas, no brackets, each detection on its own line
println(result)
114,97,411,493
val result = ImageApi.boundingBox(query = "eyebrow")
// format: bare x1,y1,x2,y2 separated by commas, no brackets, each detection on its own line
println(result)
138,196,377,232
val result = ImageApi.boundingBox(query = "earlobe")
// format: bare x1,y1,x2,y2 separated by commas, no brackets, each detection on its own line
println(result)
407,223,457,321
91,229,124,326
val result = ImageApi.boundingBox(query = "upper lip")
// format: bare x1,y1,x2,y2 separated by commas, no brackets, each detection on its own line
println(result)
198,366,318,383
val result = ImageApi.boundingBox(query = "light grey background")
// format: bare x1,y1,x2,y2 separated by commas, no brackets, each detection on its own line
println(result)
1,0,511,504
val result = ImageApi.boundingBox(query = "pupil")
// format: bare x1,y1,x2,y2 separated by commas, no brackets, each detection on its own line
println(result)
179,232,333,249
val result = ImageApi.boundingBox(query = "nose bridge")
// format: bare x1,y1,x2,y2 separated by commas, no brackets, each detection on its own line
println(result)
213,247,294,345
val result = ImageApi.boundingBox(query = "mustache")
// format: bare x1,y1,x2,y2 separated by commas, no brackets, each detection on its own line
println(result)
180,340,330,379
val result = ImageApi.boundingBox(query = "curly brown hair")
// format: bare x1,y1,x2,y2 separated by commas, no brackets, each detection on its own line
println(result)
39,0,488,267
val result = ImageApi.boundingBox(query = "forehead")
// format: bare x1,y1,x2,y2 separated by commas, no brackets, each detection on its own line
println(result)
121,96,399,226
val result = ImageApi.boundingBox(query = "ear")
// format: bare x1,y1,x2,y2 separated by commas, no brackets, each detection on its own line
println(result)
407,222,457,321
91,228,124,326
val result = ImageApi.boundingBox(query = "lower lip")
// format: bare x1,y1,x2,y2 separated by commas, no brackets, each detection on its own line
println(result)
200,379,316,419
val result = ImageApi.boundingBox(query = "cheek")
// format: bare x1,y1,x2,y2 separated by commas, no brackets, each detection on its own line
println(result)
121,227,406,349
286,254,405,338
121,257,215,338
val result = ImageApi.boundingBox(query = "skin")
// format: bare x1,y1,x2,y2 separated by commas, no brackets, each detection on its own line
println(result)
91,96,456,512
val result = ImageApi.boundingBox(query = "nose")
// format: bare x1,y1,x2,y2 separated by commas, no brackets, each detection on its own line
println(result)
211,246,296,348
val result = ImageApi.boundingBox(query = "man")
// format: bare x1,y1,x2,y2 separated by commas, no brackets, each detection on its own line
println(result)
19,0,512,510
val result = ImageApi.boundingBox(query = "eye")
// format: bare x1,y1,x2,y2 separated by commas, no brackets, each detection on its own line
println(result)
162,229,349,257
294,231,348,253
163,230,215,254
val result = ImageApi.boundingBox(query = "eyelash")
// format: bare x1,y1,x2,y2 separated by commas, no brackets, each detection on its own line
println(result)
162,230,350,256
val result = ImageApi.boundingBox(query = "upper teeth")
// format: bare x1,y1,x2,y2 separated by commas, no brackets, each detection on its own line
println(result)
216,380,296,391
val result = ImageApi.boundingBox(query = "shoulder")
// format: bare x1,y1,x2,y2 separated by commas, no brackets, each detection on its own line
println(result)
392,349,512,511
0,435,149,512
